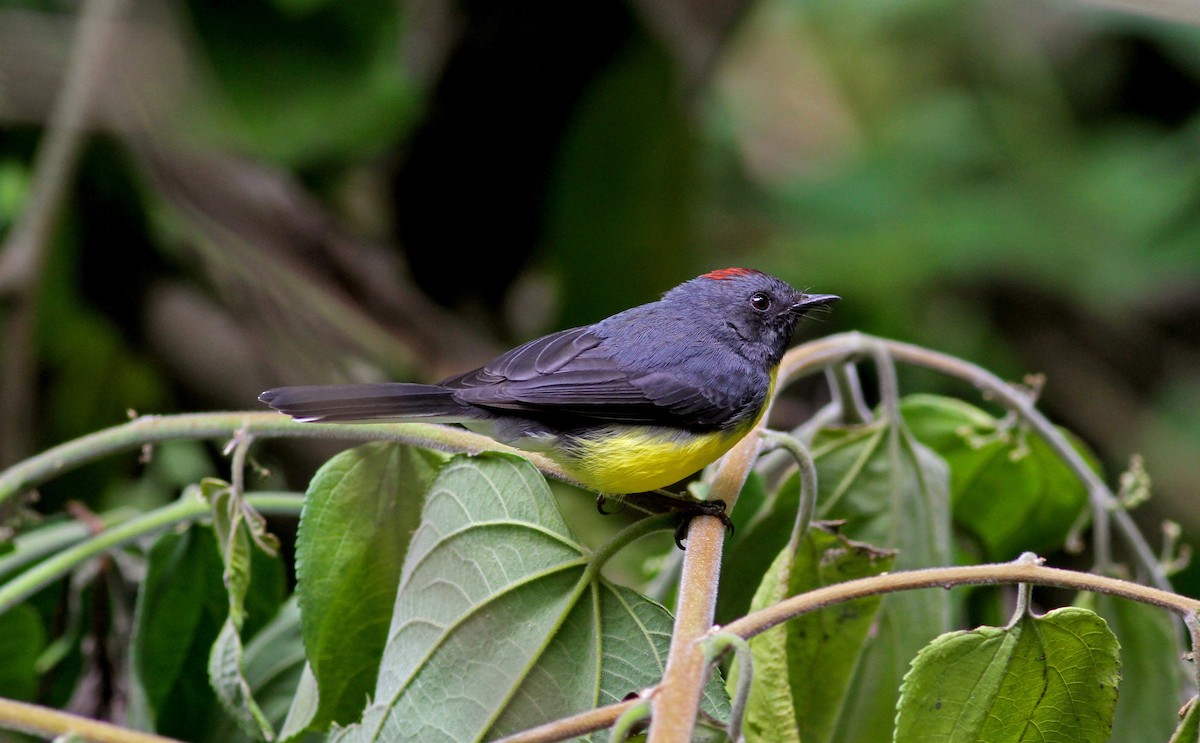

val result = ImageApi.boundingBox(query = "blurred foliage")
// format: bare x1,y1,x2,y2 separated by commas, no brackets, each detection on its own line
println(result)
1,0,1200,732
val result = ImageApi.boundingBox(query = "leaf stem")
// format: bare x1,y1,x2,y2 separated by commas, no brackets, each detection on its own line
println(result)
501,557,1200,743
702,633,754,741
585,513,677,581
494,699,641,743
0,492,303,614
1185,612,1200,695
1007,552,1042,628
759,430,818,552
825,363,871,425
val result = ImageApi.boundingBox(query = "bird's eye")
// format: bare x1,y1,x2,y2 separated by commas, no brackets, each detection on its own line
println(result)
750,292,772,312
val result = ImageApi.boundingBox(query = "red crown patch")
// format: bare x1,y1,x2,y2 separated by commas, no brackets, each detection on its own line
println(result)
701,267,762,281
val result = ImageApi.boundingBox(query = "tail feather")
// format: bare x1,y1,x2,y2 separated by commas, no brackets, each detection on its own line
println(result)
259,383,472,423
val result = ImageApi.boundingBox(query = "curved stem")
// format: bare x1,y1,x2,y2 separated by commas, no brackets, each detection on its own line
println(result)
825,363,871,425
777,333,1169,592
760,430,818,552
720,560,1199,642
0,492,303,614
0,412,573,507
500,557,1200,743
0,507,139,579
584,514,676,581
0,697,183,743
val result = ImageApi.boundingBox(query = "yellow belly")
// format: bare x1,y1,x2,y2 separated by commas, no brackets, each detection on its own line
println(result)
557,425,747,494
555,368,776,494
529,370,778,494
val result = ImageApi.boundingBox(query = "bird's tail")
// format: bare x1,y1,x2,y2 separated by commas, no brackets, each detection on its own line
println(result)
259,383,473,424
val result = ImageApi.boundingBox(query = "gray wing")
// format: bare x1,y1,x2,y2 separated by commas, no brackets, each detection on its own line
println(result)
442,326,748,429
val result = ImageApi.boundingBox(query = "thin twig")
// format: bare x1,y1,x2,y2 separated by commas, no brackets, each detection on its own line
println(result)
500,557,1200,742
0,492,302,614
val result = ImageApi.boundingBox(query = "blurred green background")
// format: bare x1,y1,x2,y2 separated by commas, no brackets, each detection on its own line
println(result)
1,0,1198,592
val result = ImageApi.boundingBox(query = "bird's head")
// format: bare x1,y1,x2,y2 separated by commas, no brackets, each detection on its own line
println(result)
667,268,839,367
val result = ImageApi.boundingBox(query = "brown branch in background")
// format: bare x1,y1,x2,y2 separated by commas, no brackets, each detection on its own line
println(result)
0,0,129,467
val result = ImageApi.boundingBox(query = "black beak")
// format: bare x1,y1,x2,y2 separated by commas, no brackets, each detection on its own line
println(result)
793,293,840,311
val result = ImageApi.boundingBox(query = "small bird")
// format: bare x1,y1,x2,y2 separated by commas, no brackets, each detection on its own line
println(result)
260,268,837,529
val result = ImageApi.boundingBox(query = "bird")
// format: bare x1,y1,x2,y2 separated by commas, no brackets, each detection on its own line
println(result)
260,268,837,534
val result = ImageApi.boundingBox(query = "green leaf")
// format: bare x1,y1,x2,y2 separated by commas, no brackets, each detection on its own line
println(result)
0,604,45,700
895,607,1120,743
202,479,282,741
1170,697,1200,743
812,417,953,740
294,443,447,732
731,524,894,743
1076,592,1189,742
330,452,729,741
210,620,276,740
206,598,314,743
278,665,320,743
901,394,1092,560
129,527,228,735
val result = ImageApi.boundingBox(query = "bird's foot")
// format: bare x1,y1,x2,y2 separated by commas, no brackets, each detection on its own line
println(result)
596,493,624,515
621,489,733,549
670,498,733,550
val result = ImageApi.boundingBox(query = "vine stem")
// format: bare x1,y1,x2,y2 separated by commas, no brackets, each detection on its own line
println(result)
494,699,640,743
0,698,184,743
719,560,1199,640
778,333,1168,592
0,411,574,507
0,493,303,614
0,333,1175,741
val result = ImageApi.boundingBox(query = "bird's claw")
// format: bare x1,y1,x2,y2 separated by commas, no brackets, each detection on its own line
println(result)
596,493,623,515
673,500,734,550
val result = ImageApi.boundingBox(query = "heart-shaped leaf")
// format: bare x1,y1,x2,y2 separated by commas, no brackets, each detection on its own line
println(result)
332,451,729,741
896,607,1120,743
